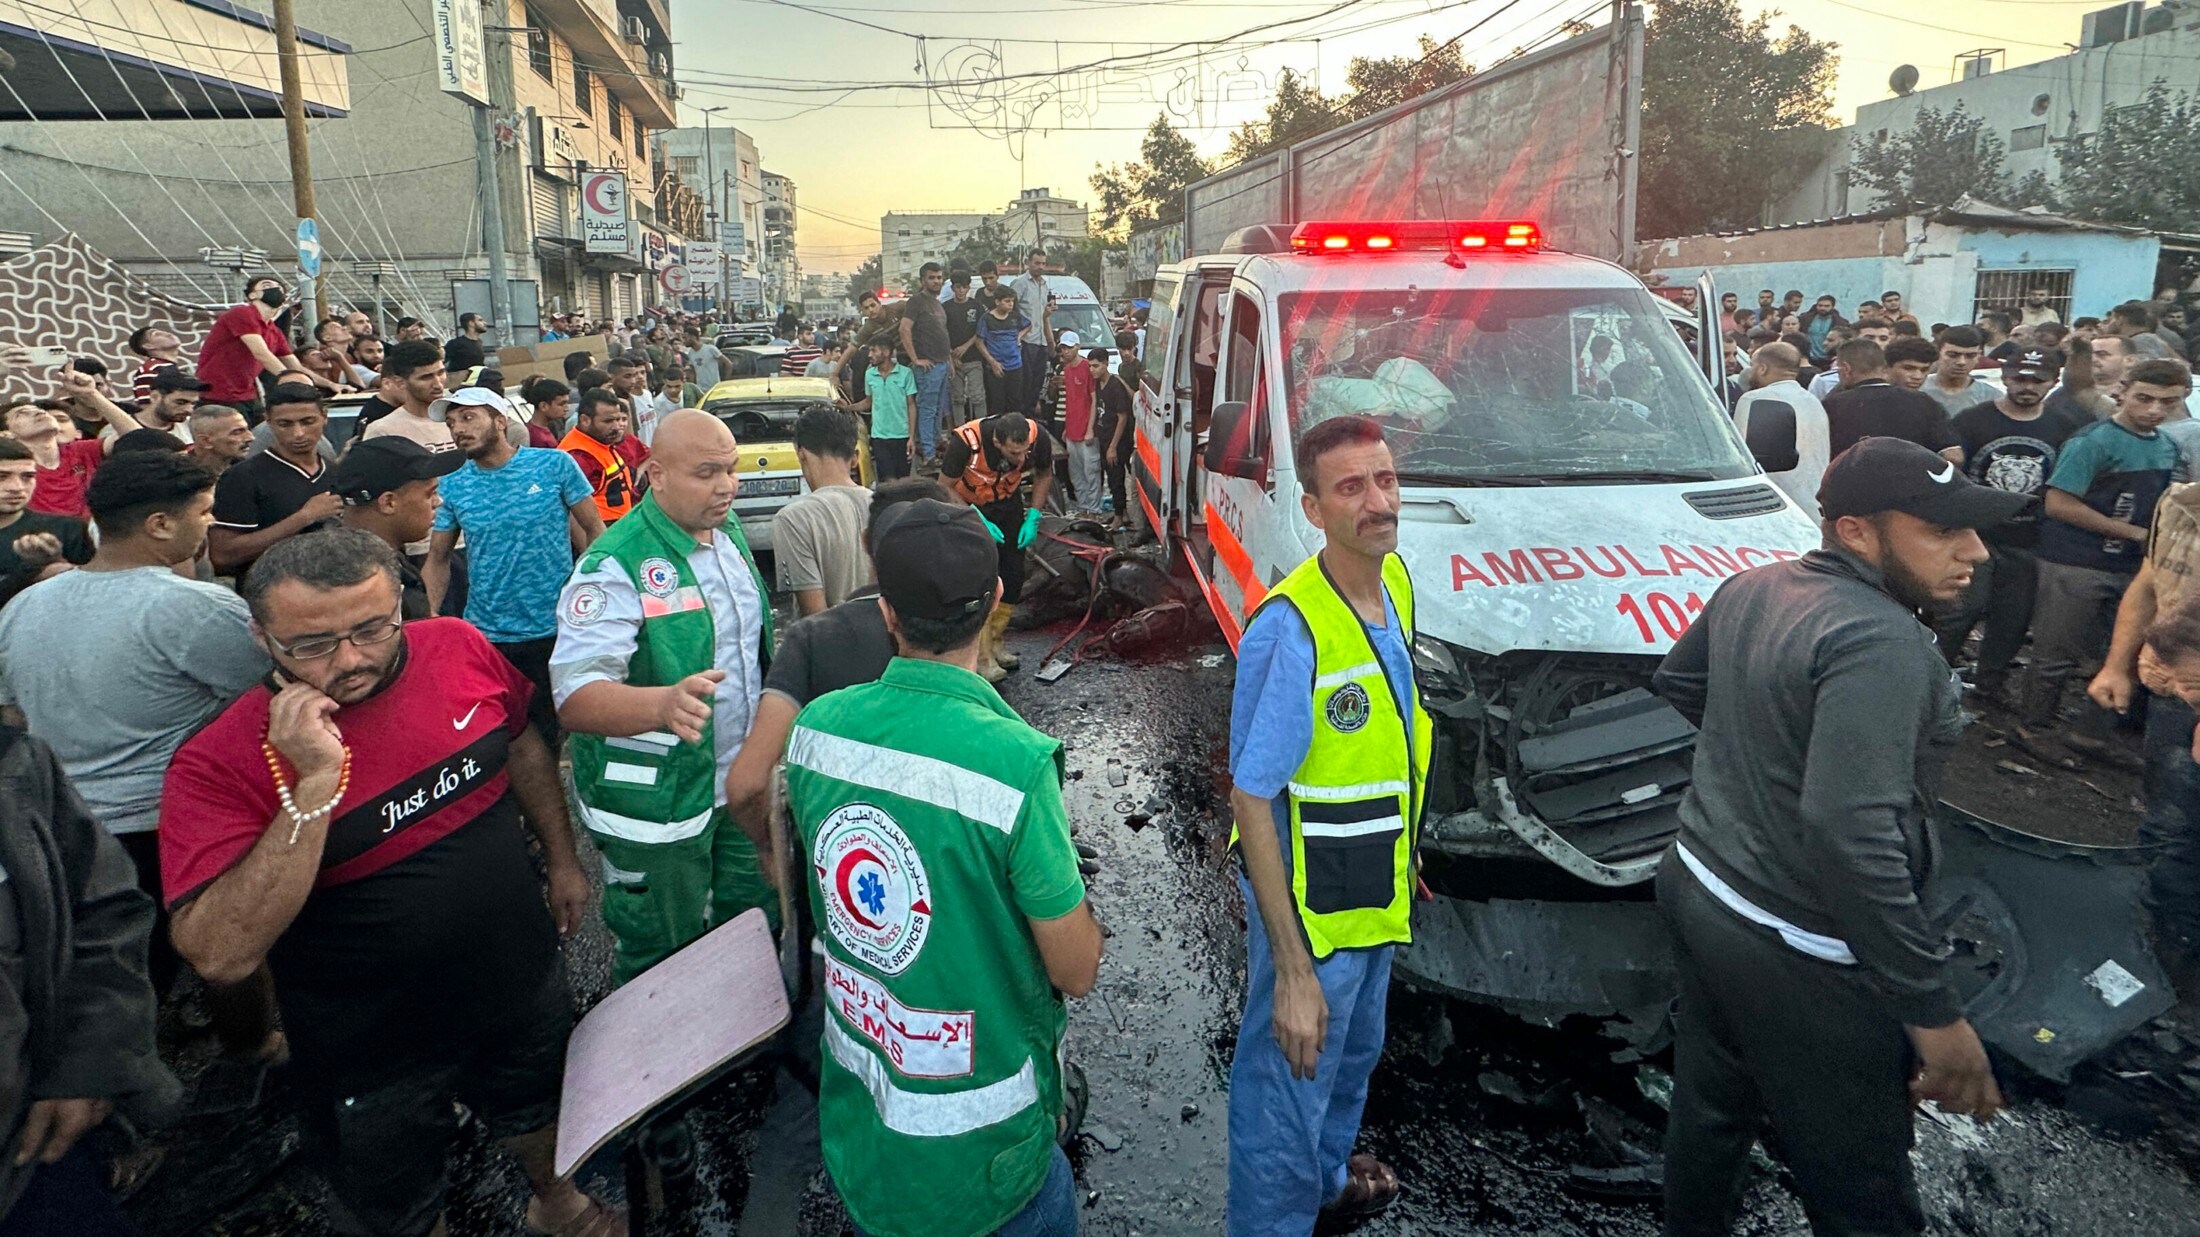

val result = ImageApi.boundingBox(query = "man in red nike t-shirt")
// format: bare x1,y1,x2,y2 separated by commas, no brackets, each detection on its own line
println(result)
159,530,616,1237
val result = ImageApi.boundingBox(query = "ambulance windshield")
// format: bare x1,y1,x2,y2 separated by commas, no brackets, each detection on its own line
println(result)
1280,286,1756,484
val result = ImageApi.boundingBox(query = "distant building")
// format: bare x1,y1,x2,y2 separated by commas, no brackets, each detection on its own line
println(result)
1772,3,2200,225
763,171,799,311
0,0,676,331
880,187,1090,289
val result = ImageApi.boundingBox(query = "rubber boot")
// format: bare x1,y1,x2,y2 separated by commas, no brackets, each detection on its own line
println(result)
992,604,1021,672
978,606,1009,684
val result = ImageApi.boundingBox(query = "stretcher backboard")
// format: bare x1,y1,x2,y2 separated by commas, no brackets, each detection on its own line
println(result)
554,908,792,1176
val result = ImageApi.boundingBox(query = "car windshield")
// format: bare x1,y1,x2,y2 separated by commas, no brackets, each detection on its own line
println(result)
1279,286,1755,484
704,399,828,442
1049,302,1112,350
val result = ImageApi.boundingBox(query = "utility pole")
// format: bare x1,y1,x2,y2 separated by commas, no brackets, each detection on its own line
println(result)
476,10,514,347
702,106,724,317
269,0,326,323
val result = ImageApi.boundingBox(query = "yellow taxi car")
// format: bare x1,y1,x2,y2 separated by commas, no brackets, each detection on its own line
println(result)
701,374,842,553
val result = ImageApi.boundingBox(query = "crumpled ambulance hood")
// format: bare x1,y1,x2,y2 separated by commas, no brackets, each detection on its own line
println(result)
1380,482,1821,658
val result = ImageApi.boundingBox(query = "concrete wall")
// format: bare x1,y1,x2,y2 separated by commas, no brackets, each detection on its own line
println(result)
1646,218,2160,326
1956,224,2161,318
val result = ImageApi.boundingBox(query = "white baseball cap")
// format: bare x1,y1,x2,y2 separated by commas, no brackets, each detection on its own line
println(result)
1058,330,1082,348
427,385,516,422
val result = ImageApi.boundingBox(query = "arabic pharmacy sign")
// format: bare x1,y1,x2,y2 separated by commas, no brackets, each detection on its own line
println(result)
581,172,630,254
431,0,489,107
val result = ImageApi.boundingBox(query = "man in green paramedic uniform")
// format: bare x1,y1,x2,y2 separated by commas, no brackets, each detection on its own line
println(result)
784,498,1103,1237
552,410,777,985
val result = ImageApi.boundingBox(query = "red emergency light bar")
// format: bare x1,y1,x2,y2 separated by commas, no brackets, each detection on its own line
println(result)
1289,219,1542,255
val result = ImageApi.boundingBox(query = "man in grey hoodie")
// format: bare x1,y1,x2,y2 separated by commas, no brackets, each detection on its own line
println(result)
1653,436,2023,1236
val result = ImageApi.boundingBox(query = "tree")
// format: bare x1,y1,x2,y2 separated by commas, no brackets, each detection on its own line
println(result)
1637,0,1837,239
1063,235,1122,290
2056,82,2200,231
1337,37,1474,122
845,255,882,305
1848,102,2010,212
1090,114,1214,236
1225,68,1342,163
944,217,1012,274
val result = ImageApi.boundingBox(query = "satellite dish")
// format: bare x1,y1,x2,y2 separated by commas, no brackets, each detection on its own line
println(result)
1890,64,1920,96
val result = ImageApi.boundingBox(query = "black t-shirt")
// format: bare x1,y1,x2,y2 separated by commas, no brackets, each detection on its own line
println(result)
444,335,487,372
212,450,334,536
944,297,983,352
1098,373,1133,441
0,510,93,577
1952,399,2091,548
0,511,93,608
763,587,895,706
354,394,400,433
1823,381,1961,459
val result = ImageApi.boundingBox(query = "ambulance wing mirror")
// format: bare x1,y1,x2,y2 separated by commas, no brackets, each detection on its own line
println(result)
1204,400,1266,480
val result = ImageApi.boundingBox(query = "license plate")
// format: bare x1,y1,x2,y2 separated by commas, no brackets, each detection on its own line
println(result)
741,477,802,497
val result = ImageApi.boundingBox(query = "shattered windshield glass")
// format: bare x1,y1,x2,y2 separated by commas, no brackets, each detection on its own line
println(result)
1279,286,1756,484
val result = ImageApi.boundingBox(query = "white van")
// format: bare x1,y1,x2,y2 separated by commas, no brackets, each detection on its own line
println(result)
1132,219,1820,995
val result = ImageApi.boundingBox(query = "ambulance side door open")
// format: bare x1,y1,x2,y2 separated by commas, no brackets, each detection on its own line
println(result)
1196,284,1290,647
1131,270,1186,550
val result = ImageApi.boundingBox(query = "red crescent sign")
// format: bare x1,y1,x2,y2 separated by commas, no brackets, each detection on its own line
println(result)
583,174,619,215
833,846,889,930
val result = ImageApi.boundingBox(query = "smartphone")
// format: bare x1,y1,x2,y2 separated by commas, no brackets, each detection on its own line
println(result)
21,345,68,368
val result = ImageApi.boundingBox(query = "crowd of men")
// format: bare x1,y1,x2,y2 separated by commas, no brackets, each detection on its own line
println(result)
0,262,1154,1237
1715,284,2200,766
5,252,2200,1237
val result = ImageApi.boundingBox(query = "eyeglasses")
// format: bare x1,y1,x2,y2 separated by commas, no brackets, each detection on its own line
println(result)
265,607,404,660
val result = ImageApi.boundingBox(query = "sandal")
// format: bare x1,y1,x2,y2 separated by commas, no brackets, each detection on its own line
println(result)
525,1195,628,1237
1320,1153,1399,1223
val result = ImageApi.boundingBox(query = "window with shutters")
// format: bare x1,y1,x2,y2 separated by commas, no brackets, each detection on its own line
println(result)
574,63,591,116
608,102,623,141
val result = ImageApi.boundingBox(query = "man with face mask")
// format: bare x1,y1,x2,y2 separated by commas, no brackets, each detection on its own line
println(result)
195,276,328,416
552,410,776,986
1653,437,2022,1237
162,529,611,1237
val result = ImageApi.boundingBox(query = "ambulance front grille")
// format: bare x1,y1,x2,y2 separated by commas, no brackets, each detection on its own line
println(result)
1682,484,1786,520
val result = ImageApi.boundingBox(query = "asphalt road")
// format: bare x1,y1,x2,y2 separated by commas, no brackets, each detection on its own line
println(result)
139,628,2200,1236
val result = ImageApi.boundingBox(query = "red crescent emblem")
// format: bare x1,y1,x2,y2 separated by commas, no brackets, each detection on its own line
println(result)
584,175,619,215
833,846,888,930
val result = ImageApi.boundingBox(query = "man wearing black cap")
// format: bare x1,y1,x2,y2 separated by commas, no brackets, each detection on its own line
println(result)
1654,436,2017,1237
330,436,466,619
783,497,1100,1237
1937,347,2090,698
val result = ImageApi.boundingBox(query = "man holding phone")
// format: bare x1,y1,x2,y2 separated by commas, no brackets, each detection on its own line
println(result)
162,530,605,1237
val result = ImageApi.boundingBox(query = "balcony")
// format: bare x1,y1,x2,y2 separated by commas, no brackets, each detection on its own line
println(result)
532,0,673,128
0,0,350,119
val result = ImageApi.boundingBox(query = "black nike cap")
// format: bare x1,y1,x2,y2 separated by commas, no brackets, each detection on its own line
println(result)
871,499,999,621
1816,436,2033,529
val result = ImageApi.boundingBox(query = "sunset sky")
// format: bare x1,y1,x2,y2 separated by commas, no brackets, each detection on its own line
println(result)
666,0,2108,271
